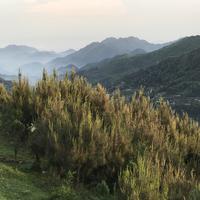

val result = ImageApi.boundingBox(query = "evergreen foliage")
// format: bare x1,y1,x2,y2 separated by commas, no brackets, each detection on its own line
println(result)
0,71,199,199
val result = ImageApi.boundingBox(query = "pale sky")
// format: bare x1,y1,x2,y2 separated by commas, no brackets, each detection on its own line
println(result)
0,0,199,51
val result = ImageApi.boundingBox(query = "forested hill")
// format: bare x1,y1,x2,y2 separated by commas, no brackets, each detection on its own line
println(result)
0,73,199,199
122,47,200,96
79,36,200,86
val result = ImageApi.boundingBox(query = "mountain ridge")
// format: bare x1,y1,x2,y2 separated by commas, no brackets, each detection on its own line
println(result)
0,44,75,76
79,35,200,86
48,36,170,70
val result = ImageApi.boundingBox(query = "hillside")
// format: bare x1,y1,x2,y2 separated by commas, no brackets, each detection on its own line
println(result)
48,37,168,70
122,47,200,96
0,73,199,199
59,49,76,57
79,36,200,86
118,47,200,120
0,45,55,74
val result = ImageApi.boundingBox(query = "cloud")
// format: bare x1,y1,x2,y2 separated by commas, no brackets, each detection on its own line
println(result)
27,0,127,16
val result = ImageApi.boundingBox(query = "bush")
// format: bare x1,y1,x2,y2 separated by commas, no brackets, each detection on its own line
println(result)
95,181,110,196
119,154,168,200
0,71,199,199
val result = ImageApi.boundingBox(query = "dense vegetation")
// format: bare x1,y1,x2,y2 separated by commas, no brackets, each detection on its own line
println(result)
123,48,200,96
0,133,114,200
0,71,200,199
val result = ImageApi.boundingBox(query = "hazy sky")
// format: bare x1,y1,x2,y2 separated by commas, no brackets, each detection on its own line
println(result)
0,0,199,51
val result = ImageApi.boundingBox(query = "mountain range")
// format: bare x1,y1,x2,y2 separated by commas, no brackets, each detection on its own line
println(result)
79,36,200,85
0,37,170,83
48,37,169,70
1,35,200,119
0,45,76,77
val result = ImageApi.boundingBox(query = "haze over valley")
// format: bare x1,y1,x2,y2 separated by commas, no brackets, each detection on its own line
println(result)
1,35,200,120
0,1,200,199
0,36,171,83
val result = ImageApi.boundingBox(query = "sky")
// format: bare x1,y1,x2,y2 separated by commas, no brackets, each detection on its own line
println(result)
0,0,199,51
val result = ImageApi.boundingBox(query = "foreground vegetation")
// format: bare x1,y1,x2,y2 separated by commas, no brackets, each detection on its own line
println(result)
0,70,200,199
0,135,114,200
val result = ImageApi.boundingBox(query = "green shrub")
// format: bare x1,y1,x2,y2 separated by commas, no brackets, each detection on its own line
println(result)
50,185,79,200
188,184,200,200
119,155,168,200
95,181,110,196
0,71,199,199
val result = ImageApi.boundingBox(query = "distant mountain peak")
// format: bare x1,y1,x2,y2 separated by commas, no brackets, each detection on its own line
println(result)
48,36,169,70
102,36,146,44
3,44,37,51
102,37,117,43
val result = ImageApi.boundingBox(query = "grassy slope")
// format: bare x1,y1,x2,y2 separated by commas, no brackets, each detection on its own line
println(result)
0,134,51,200
0,164,50,200
0,134,115,200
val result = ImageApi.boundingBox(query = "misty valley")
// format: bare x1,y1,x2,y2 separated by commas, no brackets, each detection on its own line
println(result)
0,36,200,199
